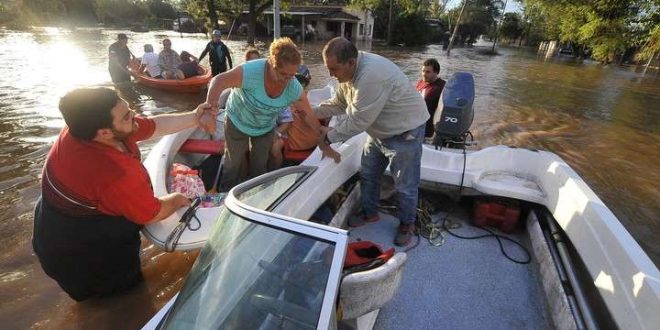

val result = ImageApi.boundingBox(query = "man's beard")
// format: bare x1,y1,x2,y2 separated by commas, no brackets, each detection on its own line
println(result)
112,121,138,141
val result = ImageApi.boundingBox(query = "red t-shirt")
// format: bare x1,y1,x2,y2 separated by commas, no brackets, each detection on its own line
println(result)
416,78,446,114
42,116,161,224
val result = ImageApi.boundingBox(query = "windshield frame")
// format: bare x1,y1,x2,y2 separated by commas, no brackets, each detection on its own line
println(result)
160,165,348,330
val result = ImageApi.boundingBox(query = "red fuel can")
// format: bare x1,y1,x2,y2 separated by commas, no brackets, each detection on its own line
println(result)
473,199,521,233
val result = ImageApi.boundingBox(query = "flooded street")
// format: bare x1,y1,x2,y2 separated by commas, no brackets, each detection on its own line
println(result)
0,28,658,329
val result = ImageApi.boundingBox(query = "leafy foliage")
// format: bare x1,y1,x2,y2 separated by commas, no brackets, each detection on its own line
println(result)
499,12,524,42
2,0,178,27
520,0,660,63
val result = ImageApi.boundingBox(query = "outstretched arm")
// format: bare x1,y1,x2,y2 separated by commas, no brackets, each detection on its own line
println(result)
206,66,243,109
150,103,217,139
199,45,209,62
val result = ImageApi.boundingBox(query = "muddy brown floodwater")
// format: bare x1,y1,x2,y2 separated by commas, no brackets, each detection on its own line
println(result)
0,28,658,329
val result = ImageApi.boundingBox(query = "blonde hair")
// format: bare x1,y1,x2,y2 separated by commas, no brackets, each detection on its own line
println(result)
268,37,301,68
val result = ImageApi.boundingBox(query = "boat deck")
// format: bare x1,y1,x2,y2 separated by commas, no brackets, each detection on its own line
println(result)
346,199,551,330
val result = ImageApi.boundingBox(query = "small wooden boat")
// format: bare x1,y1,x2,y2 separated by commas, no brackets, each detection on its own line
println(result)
129,63,211,93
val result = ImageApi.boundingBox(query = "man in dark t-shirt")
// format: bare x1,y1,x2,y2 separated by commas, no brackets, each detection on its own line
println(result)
199,29,233,76
415,58,446,137
108,33,134,84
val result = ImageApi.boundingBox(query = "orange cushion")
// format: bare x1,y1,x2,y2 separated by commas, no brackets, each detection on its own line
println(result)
282,138,313,162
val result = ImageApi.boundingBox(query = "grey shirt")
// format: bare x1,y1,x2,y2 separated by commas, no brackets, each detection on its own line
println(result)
316,52,429,142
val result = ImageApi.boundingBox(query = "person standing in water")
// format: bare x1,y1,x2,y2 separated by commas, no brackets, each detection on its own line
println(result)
199,29,233,77
108,33,134,84
32,87,216,301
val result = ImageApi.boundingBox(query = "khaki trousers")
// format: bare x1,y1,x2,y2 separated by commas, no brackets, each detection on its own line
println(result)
220,117,274,191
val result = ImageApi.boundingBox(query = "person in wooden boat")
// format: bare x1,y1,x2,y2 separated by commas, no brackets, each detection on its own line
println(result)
108,33,134,84
199,29,233,77
244,48,260,61
316,37,428,246
138,44,162,78
158,38,181,79
32,87,216,301
416,58,446,138
176,51,204,79
204,37,339,191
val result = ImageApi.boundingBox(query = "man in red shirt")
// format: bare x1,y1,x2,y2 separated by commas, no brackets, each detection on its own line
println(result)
415,58,446,138
33,87,215,301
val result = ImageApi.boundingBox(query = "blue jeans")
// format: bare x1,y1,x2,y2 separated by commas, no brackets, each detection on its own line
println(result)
360,124,424,225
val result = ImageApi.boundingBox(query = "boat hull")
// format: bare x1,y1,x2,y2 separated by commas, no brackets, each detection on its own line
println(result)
129,66,211,93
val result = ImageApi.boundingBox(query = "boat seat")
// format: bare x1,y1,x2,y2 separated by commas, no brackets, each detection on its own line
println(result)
179,139,224,155
339,252,407,325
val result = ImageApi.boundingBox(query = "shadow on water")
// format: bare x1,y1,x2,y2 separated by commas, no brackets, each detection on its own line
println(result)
0,28,658,329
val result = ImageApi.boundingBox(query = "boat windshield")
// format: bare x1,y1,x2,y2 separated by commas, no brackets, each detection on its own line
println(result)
234,170,309,210
160,167,345,330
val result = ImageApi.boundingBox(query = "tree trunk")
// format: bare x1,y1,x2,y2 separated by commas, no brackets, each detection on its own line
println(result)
491,0,508,53
364,10,368,41
447,0,468,56
206,0,219,29
248,1,256,46
387,0,393,45
642,52,654,75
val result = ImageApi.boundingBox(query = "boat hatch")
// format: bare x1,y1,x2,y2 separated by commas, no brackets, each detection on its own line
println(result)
155,167,348,330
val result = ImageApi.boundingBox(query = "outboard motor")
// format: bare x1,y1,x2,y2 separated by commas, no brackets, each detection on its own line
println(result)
432,72,475,148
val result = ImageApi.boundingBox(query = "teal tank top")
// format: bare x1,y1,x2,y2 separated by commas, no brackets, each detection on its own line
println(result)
226,59,303,136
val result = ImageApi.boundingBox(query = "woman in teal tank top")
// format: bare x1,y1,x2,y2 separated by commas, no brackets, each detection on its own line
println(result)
204,38,338,191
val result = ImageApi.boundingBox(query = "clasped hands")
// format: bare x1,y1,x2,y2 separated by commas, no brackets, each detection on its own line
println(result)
195,102,218,133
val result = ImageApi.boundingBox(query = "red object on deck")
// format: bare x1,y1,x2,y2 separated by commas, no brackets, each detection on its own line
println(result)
473,199,521,233
179,139,225,155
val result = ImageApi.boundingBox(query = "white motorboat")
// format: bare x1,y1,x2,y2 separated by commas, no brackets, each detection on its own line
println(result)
141,75,659,329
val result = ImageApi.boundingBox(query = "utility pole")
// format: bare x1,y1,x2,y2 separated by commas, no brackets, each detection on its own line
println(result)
446,0,468,56
491,0,508,53
273,0,281,39
387,0,393,45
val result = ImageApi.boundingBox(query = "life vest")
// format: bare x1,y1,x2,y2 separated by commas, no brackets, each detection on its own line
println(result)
343,241,394,275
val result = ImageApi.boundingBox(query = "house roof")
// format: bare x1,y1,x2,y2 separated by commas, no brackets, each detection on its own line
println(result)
260,6,360,22
320,11,359,21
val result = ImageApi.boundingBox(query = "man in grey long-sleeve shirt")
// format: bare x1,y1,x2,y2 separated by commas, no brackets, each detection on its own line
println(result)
316,37,429,246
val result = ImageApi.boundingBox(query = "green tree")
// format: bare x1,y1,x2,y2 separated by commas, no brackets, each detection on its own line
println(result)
637,25,660,65
93,0,150,26
185,0,275,45
447,0,499,45
519,0,655,63
149,0,177,19
499,12,523,43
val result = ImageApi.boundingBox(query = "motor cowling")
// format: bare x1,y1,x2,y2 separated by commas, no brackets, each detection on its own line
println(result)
433,72,475,146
